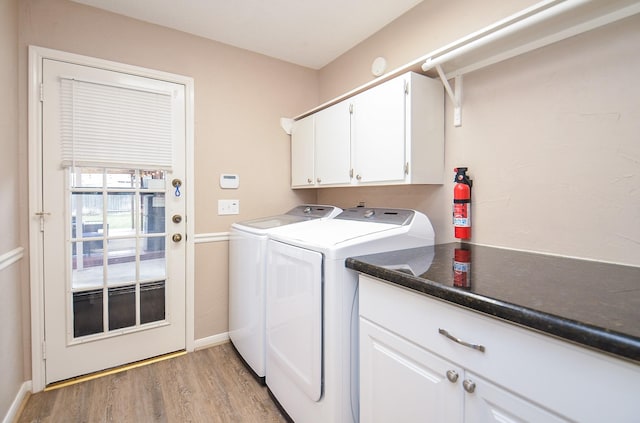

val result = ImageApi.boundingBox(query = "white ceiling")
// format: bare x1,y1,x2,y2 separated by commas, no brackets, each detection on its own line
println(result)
71,0,424,69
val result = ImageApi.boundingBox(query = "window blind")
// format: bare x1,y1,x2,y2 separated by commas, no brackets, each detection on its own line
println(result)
60,77,173,170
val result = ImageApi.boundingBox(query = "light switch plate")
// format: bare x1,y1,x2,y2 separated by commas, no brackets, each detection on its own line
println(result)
218,199,239,215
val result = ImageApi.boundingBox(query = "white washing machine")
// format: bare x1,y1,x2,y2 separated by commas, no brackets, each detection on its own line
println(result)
265,207,436,423
228,205,341,383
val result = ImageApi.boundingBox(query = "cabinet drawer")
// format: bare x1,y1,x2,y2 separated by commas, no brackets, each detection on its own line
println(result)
359,275,640,422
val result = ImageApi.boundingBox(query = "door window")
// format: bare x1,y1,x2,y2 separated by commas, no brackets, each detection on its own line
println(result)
70,167,167,339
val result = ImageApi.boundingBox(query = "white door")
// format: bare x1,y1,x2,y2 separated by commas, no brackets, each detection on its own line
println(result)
290,115,315,187
359,318,463,423
40,58,186,384
315,99,351,185
464,372,570,423
266,240,323,402
351,76,406,184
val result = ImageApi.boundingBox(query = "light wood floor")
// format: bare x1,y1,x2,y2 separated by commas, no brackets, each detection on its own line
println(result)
17,342,288,422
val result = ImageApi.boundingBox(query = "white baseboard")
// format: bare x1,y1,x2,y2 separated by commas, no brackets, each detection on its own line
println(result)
193,332,230,351
2,380,32,423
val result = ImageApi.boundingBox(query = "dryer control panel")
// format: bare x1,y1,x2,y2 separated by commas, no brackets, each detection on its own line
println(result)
336,207,415,225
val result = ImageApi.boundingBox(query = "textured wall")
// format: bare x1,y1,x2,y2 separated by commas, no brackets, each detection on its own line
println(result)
317,2,640,266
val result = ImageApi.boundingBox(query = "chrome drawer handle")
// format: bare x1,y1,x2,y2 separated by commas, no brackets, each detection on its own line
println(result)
438,328,485,353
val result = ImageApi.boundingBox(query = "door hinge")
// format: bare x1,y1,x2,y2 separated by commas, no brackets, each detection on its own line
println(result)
404,80,409,95
42,340,46,360
40,83,44,102
349,103,353,114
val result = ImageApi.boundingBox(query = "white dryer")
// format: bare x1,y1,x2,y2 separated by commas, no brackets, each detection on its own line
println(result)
228,205,341,383
265,207,435,423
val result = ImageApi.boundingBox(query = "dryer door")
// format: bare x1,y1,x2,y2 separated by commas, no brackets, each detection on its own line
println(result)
266,240,323,402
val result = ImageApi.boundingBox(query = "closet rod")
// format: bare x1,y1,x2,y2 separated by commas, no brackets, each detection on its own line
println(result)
421,0,589,72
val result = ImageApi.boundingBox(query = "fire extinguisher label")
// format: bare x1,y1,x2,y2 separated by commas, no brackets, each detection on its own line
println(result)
453,261,469,272
453,203,471,227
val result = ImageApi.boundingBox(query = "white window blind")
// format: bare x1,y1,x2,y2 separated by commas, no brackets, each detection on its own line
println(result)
60,77,173,170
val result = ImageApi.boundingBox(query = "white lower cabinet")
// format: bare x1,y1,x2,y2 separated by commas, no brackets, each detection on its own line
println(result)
360,318,463,423
360,319,566,423
358,275,640,423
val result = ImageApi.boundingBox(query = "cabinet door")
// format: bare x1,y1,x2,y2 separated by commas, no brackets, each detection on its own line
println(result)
360,318,463,423
290,115,315,187
464,372,570,423
351,76,406,184
315,100,351,185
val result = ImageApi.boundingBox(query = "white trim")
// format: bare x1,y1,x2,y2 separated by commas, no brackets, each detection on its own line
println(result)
194,232,231,244
2,381,32,423
193,332,230,351
28,45,195,392
0,247,24,272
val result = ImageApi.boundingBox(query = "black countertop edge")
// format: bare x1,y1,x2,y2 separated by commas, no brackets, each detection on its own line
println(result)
346,257,640,363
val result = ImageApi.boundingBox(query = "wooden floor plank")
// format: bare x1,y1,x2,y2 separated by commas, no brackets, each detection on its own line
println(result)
17,343,287,423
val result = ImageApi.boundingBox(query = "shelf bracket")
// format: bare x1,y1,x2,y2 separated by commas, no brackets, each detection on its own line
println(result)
434,64,463,127
280,117,294,135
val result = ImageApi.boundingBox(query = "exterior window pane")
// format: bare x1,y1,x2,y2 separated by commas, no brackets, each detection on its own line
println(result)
140,281,165,324
108,285,136,330
73,289,103,337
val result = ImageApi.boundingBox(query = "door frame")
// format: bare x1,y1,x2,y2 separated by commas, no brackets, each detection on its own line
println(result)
28,45,195,392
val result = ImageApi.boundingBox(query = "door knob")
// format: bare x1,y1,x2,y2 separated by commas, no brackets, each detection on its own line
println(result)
172,233,182,243
463,379,476,394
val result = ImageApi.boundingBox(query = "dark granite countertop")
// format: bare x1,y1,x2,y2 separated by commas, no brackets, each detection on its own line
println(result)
346,242,640,363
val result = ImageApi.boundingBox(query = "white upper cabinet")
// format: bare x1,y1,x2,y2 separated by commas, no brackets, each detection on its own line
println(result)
350,76,406,184
290,114,315,187
314,100,351,186
351,72,443,185
290,71,444,189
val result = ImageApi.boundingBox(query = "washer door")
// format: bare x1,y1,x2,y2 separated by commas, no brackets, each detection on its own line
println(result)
266,240,323,402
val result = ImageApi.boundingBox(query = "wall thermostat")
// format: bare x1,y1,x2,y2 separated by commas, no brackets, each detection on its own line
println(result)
220,173,239,189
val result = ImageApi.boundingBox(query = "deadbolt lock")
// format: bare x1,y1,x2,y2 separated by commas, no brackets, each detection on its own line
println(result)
172,214,182,224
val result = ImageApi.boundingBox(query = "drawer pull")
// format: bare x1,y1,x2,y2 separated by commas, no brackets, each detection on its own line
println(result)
446,370,459,383
438,328,485,353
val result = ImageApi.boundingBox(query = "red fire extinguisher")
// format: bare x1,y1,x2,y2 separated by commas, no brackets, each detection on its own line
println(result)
453,167,472,239
453,247,471,289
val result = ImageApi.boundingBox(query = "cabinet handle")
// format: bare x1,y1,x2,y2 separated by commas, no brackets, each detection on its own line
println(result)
446,370,459,383
307,178,313,184
463,379,476,394
317,177,322,183
356,174,362,181
438,328,485,353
